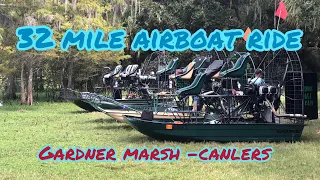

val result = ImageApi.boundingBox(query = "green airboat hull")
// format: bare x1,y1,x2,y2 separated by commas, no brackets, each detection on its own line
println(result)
73,100,98,112
124,116,305,142
74,98,163,112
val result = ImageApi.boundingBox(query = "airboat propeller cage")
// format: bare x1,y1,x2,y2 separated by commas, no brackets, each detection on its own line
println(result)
137,51,169,81
261,50,305,117
140,51,170,76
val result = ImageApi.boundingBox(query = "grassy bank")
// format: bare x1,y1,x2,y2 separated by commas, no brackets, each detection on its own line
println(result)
0,102,319,179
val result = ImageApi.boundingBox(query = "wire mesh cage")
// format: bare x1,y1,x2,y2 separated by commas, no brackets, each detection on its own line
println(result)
261,50,304,123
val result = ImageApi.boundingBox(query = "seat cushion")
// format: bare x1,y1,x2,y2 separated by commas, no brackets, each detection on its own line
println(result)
205,60,224,79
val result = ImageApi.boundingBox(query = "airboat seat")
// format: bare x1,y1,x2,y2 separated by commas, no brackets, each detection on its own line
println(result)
176,73,206,98
120,65,132,77
219,52,250,78
120,64,139,78
211,60,234,79
169,61,195,79
170,56,207,80
104,65,122,79
157,59,173,75
194,57,210,73
129,64,139,77
204,60,224,80
156,58,180,77
103,65,123,84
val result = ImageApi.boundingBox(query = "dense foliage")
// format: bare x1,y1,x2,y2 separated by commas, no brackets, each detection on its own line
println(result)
0,0,319,104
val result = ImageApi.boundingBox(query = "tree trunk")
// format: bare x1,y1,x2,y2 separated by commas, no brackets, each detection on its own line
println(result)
20,62,26,104
27,61,33,106
72,0,76,10
60,59,66,89
138,0,140,15
131,0,133,18
134,0,137,20
67,59,74,89
5,74,16,99
39,68,44,91
112,6,117,26
105,10,109,22
65,0,68,13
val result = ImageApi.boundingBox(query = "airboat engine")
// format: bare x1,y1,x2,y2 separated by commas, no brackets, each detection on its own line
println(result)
244,84,278,99
258,85,277,95
258,85,278,101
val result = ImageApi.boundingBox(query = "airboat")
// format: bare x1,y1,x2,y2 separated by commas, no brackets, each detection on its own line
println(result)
62,51,172,112
64,50,227,114
88,50,228,121
118,49,308,142
66,48,310,142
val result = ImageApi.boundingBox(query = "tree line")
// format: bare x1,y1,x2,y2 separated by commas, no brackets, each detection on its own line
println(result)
0,0,319,105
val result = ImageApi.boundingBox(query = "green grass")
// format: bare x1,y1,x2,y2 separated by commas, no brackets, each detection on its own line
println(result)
0,102,320,180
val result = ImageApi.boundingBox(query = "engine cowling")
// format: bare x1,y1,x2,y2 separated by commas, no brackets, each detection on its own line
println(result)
258,85,277,95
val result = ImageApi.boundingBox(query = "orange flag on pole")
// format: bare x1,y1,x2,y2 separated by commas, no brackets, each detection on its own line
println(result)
243,27,251,41
275,1,288,20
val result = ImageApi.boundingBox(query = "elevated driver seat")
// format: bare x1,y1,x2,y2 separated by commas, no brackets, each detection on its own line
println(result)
204,60,224,79
219,52,251,78
156,58,180,79
169,57,207,80
176,72,207,98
